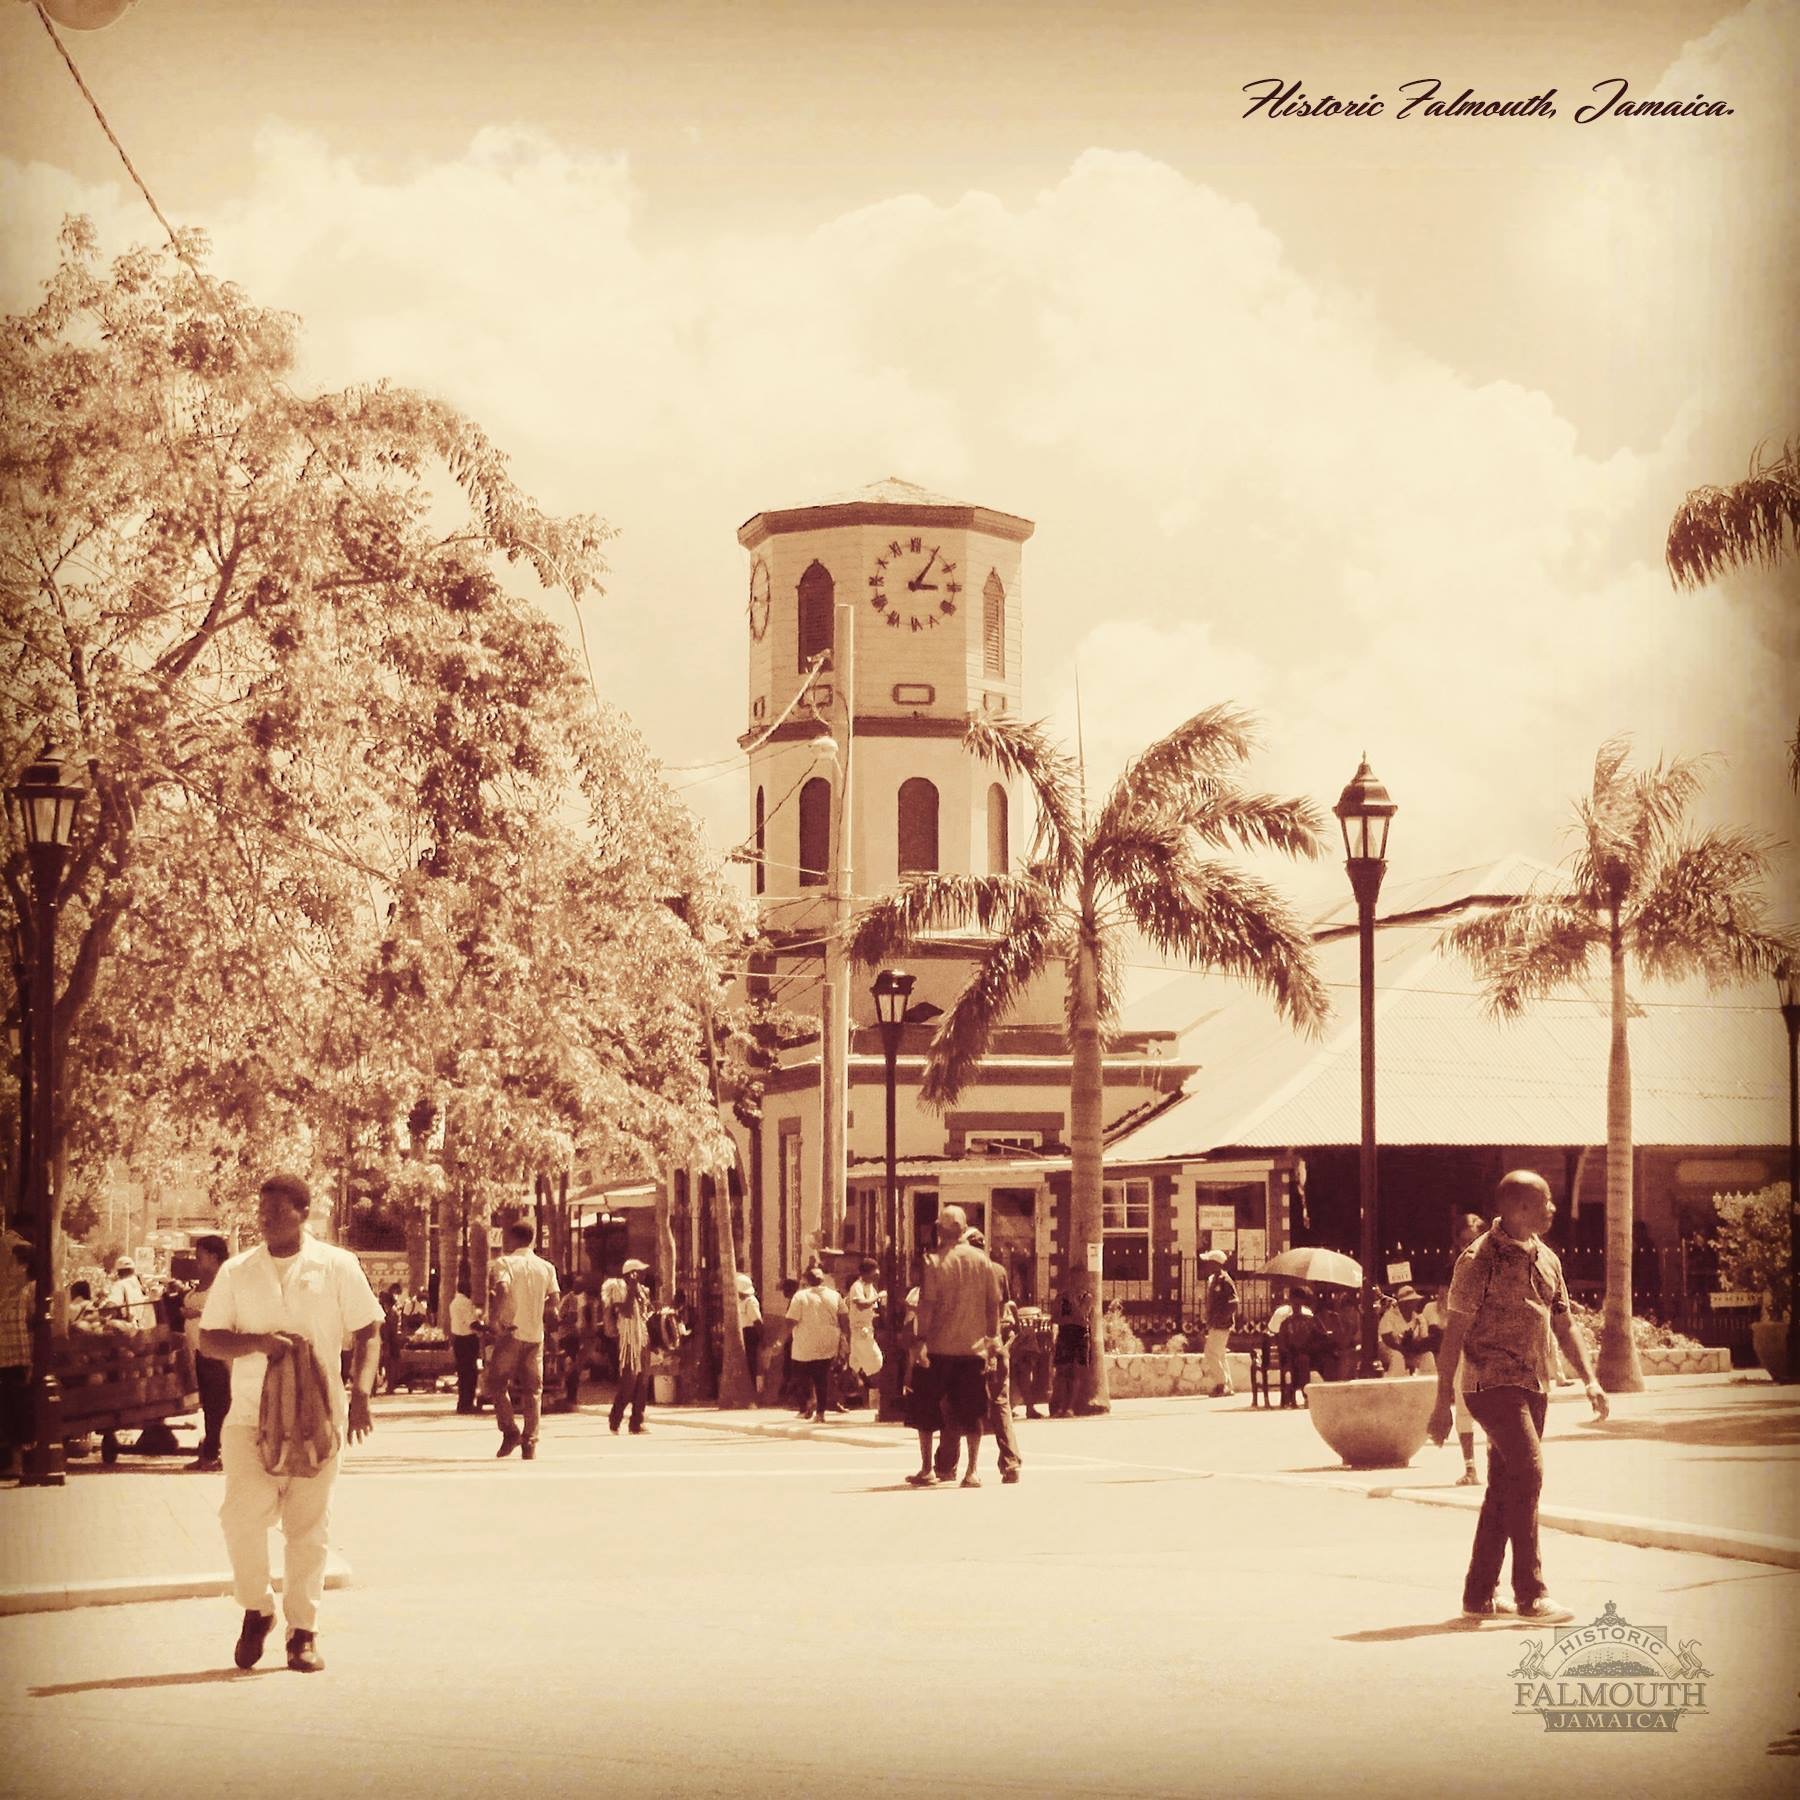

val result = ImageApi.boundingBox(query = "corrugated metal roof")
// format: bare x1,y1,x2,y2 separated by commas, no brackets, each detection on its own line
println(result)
1108,862,1786,1160
816,476,973,508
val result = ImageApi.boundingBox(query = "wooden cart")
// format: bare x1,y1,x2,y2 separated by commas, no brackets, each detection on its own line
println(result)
55,1330,199,1464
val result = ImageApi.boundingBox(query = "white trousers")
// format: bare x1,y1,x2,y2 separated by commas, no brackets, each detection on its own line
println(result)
219,1422,339,1631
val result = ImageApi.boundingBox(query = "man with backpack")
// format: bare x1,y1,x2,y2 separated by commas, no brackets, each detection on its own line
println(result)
1266,1283,1318,1407
1199,1248,1238,1397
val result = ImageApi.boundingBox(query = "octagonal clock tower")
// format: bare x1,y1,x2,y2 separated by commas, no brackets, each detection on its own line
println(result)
737,477,1034,929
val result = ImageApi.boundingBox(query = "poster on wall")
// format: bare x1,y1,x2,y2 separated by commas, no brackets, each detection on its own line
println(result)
1237,1229,1266,1271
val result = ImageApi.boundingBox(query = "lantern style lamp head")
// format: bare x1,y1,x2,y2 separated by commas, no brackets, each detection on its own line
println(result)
1780,961,1800,1030
9,743,85,856
871,967,916,1031
1333,755,1397,867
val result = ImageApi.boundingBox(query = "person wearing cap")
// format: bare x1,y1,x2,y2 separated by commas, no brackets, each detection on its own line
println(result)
1199,1249,1238,1397
1378,1284,1434,1376
733,1272,764,1400
912,1205,1002,1487
104,1256,154,1333
606,1259,654,1435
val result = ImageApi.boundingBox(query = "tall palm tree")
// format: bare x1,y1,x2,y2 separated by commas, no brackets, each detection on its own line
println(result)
1446,738,1792,1392
849,705,1330,1412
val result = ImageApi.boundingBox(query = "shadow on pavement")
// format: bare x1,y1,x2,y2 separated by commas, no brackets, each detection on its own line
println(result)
30,1668,253,1698
1561,1397,1800,1450
1336,1617,1537,1644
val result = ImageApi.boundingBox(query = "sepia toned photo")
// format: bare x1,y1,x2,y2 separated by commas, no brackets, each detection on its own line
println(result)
0,2,1795,1794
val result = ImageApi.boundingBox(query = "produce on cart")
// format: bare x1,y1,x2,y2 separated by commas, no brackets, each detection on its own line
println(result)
56,1325,199,1464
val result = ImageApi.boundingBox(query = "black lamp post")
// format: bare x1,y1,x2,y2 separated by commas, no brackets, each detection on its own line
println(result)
872,967,915,1424
5,928,27,1226
9,743,86,1487
1779,964,1800,1385
1333,756,1396,1381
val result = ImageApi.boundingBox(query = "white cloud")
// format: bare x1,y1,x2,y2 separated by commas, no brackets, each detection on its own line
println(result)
3,1,1793,906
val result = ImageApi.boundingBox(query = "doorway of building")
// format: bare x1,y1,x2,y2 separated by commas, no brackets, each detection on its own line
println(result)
990,1188,1038,1303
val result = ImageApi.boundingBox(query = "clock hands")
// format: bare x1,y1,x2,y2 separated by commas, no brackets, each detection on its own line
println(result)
907,546,941,592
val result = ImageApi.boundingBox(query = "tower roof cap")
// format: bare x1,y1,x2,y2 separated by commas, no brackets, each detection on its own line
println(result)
738,476,1034,549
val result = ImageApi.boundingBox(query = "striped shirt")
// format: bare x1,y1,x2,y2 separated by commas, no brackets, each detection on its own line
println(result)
1446,1221,1571,1393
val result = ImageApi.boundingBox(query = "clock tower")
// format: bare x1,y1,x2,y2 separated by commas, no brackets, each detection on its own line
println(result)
737,477,1034,927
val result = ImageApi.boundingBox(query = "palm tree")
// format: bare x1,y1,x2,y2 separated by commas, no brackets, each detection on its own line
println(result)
1665,437,1800,589
1445,738,1792,1392
1666,438,1800,785
848,705,1330,1412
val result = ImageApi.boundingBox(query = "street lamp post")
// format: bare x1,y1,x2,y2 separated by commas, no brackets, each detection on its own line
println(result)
1333,757,1396,1381
872,967,915,1424
1779,965,1800,1385
9,743,86,1487
5,929,27,1226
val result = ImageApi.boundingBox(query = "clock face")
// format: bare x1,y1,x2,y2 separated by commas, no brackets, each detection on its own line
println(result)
867,535,961,632
747,557,771,640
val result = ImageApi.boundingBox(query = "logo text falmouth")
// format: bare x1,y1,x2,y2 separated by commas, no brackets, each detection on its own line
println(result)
1510,1602,1711,1732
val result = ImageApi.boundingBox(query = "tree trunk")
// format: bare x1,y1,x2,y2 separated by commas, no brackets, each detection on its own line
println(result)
1069,904,1110,1413
713,1151,755,1408
1599,922,1644,1391
654,1172,677,1303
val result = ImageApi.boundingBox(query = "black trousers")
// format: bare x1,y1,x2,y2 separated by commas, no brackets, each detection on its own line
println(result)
610,1365,650,1432
452,1333,480,1412
195,1352,232,1457
795,1357,831,1417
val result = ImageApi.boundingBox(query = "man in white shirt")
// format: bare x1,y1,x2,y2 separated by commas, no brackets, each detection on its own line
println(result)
487,1221,559,1460
448,1279,483,1415
199,1171,381,1675
104,1256,154,1332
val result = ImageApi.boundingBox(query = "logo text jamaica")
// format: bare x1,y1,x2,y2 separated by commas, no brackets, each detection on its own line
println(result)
1509,1601,1711,1732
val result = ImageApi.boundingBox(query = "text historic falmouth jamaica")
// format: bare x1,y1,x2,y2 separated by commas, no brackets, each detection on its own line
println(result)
1240,77,1735,122
1505,1603,1712,1734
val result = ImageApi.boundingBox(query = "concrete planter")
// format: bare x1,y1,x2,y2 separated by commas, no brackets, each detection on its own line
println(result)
1751,1321,1790,1383
1637,1344,1732,1376
1105,1351,1250,1398
1306,1374,1437,1469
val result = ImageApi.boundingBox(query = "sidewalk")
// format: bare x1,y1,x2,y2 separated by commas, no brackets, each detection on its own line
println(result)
657,1369,1800,1568
2,1370,1792,1612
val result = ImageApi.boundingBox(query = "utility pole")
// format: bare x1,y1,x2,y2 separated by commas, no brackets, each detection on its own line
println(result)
818,590,854,1252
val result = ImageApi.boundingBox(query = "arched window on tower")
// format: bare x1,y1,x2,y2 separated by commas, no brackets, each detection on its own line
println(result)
897,777,940,876
982,570,1006,679
754,785,766,896
798,561,835,672
798,777,832,886
986,783,1009,875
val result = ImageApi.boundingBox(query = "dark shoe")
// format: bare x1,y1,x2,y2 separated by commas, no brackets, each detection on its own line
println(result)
189,1456,222,1473
234,1608,275,1670
1516,1597,1575,1623
609,1421,621,1434
497,1432,521,1458
521,1442,536,1460
1001,1469,1020,1484
629,1424,648,1435
1025,1407,1042,1419
286,1629,325,1673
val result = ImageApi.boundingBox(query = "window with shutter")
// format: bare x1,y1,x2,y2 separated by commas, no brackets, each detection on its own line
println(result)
798,561,834,672
897,777,940,874
982,570,1006,678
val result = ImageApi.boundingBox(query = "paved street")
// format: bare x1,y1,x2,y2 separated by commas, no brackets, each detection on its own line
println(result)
2,1382,1797,1798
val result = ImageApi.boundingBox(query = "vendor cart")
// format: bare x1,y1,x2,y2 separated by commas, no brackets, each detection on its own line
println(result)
54,1328,199,1465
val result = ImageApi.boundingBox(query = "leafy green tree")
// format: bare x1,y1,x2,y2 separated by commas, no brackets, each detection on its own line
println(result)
1446,739,1792,1391
0,219,737,1274
1709,1183,1791,1322
850,707,1329,1411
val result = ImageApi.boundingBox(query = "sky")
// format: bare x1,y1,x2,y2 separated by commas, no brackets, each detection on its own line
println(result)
2,0,1795,929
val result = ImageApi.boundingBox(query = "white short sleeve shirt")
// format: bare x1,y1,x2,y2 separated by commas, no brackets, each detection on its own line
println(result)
200,1234,383,1429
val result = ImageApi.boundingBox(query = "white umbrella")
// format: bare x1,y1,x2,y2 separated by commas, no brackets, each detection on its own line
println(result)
1258,1247,1364,1290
